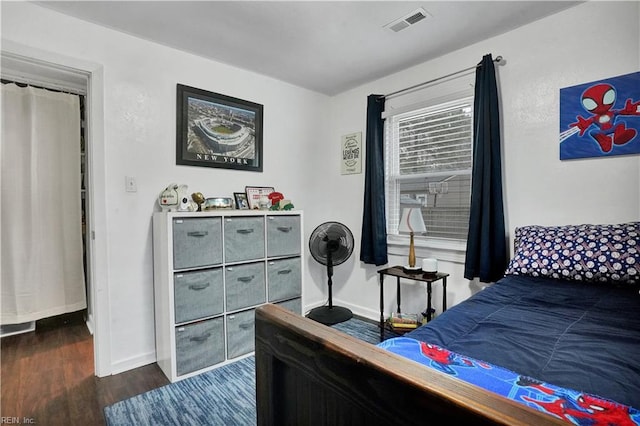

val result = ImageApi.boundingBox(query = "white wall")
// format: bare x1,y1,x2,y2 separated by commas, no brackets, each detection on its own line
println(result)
2,1,639,376
322,1,640,321
1,2,330,374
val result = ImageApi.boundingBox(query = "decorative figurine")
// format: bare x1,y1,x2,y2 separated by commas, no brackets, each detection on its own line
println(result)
191,192,205,212
268,192,285,209
267,192,294,210
158,184,195,212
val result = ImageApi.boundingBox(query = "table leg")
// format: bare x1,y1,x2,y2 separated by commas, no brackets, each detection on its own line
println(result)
396,277,401,314
379,273,384,341
442,276,447,312
427,282,433,322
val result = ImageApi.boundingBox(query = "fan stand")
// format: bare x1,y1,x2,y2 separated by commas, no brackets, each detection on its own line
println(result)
306,241,353,325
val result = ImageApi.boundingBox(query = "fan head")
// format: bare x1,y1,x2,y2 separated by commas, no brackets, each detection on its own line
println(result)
309,221,354,266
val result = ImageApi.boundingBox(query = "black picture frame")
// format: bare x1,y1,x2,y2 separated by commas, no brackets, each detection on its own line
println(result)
176,84,264,172
234,192,249,210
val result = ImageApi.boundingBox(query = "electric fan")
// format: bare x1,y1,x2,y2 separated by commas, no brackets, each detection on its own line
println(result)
306,221,355,325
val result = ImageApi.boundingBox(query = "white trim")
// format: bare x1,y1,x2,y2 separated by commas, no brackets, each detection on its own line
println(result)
110,350,157,376
1,49,88,95
86,66,112,377
305,298,381,324
336,299,381,323
85,314,94,335
2,40,112,377
382,88,474,119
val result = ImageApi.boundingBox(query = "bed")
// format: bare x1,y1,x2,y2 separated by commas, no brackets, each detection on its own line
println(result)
255,222,640,425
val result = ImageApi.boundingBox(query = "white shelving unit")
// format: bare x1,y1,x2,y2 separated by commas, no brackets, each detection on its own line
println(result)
152,210,303,382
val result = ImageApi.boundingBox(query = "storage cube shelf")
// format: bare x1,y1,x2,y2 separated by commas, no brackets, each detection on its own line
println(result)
153,210,303,382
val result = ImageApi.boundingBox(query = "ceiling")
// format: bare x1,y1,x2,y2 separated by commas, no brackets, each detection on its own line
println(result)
33,1,582,96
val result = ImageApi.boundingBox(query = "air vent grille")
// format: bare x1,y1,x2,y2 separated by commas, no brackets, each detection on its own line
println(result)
405,12,427,25
385,7,431,33
389,21,410,33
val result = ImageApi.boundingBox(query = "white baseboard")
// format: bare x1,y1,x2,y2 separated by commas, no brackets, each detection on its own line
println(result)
304,299,380,323
85,314,94,335
337,301,380,322
110,351,157,375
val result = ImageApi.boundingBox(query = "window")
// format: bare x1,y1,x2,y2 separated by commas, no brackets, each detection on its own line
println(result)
385,96,473,243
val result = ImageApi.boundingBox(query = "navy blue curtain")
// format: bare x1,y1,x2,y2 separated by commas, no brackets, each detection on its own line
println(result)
464,54,507,282
360,94,388,266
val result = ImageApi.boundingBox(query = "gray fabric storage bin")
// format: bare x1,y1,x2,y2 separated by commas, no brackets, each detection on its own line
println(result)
175,317,224,376
276,297,302,315
225,262,266,311
226,309,255,359
224,216,265,263
267,257,301,302
173,217,222,269
174,268,224,324
266,215,301,257
154,211,303,382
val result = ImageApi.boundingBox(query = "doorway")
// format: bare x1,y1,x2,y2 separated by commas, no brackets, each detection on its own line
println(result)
1,77,88,338
0,49,108,375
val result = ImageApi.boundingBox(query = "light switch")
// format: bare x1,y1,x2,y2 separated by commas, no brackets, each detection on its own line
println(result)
125,176,137,192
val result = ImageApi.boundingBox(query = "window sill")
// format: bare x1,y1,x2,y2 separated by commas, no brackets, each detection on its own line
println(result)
387,235,466,264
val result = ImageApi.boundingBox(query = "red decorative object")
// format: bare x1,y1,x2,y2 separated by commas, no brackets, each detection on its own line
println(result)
268,192,284,206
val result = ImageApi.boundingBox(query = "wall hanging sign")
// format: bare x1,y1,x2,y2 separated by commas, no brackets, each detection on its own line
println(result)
559,71,640,160
341,132,362,175
176,84,264,171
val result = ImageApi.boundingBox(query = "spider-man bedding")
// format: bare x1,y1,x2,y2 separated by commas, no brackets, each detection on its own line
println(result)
379,223,640,425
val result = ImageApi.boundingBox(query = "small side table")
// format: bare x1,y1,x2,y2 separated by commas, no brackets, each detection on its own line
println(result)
378,266,449,341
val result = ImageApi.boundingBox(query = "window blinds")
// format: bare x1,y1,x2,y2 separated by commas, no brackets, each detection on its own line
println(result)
386,97,473,240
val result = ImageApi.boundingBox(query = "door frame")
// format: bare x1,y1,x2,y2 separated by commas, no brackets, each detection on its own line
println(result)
1,41,112,377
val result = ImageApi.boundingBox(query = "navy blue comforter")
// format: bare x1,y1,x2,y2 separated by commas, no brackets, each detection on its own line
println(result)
404,275,640,409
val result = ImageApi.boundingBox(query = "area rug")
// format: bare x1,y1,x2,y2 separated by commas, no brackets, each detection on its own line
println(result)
104,316,386,426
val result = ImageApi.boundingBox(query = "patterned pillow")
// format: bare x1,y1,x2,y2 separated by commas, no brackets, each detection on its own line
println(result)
505,222,639,285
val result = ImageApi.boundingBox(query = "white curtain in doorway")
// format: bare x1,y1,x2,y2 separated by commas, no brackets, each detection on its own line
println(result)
1,83,87,324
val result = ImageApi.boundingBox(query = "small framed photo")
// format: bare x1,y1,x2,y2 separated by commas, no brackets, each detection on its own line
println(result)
176,84,264,172
234,192,249,210
245,186,274,210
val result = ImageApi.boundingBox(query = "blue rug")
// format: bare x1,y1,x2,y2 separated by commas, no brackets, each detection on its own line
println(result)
104,316,387,425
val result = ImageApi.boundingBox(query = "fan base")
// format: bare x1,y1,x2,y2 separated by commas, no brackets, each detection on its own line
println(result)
306,305,353,325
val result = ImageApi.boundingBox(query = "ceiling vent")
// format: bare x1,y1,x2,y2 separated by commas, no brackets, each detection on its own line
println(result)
385,8,431,33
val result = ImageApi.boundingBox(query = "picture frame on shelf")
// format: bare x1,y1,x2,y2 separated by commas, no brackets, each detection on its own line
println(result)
234,192,250,210
176,84,264,172
245,186,274,210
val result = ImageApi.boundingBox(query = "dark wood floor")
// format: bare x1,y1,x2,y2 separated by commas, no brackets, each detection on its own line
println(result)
1,311,169,425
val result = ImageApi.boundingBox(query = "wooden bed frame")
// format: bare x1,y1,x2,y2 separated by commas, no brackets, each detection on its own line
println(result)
255,303,566,426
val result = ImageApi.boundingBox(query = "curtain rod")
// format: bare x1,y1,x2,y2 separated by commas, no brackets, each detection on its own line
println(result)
380,55,503,99
1,78,85,96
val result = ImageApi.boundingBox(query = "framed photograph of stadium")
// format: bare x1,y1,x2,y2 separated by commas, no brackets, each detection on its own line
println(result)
176,84,264,171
